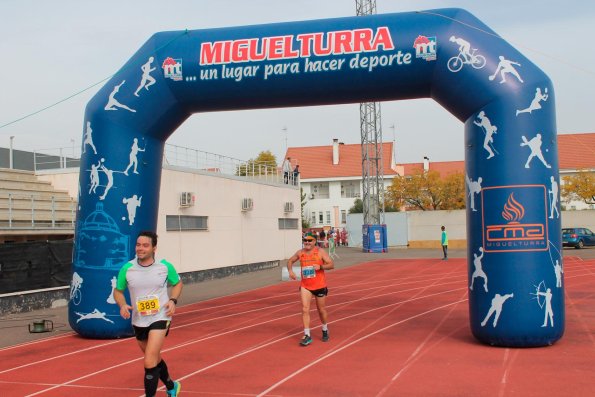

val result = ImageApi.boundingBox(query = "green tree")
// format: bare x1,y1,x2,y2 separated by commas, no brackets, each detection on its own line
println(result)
348,197,398,214
236,150,278,176
441,172,466,210
349,198,363,213
300,187,310,229
562,170,595,205
386,169,465,211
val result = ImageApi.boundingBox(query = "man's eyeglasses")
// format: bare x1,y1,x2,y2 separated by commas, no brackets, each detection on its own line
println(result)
302,239,315,243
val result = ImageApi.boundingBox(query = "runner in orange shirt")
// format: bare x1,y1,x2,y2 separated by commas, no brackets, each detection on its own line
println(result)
287,232,334,346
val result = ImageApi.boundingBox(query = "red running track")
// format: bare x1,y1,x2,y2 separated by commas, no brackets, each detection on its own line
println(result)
1,257,594,396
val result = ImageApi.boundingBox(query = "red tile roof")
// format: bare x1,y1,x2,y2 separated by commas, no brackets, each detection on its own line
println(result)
401,161,464,177
558,133,595,170
286,142,399,179
287,133,594,180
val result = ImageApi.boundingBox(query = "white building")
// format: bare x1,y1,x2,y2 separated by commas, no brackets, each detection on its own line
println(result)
288,133,595,230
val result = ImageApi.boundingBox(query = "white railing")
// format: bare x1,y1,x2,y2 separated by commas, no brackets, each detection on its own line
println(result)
162,144,298,185
30,143,299,186
0,193,76,230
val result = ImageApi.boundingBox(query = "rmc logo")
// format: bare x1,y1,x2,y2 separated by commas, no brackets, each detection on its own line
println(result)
482,185,548,253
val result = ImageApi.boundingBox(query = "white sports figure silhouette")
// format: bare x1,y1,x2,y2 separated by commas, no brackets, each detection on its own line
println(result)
489,56,523,84
105,80,136,112
548,176,559,219
134,57,156,97
520,133,551,169
123,194,142,225
536,287,554,327
449,36,471,60
99,159,114,200
516,87,548,116
75,309,114,324
481,293,514,327
88,160,100,194
466,175,482,212
124,138,145,175
554,260,563,288
107,276,117,304
470,247,488,292
83,121,97,154
473,111,498,159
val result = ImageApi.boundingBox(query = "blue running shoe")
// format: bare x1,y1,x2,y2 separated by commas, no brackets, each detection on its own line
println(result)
167,381,181,396
300,334,312,346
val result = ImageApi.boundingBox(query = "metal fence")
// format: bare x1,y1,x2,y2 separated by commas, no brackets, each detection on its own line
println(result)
1,144,297,231
29,143,295,186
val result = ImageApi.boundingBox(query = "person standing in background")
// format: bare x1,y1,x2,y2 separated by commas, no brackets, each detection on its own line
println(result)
292,164,300,185
282,157,292,184
441,226,448,260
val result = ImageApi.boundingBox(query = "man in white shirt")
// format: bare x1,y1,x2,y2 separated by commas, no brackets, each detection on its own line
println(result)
114,231,183,397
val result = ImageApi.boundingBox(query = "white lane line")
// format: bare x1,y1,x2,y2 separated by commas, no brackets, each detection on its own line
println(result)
256,298,469,397
0,332,76,352
0,275,465,376
160,288,467,397
375,289,469,396
0,338,128,375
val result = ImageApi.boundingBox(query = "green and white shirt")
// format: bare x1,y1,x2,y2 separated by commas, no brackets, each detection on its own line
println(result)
116,257,180,327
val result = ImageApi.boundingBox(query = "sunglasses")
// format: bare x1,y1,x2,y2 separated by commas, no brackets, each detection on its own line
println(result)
302,239,315,242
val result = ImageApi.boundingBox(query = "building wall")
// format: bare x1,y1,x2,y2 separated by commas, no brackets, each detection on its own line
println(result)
37,166,302,273
302,178,395,229
345,209,595,249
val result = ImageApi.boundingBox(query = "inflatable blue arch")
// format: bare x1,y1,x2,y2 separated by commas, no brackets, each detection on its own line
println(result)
70,8,564,347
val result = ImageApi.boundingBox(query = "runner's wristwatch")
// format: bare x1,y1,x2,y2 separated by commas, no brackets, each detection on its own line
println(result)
169,298,178,305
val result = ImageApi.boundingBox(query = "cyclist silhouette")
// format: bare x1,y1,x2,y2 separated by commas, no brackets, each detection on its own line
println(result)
448,36,486,72
449,36,471,60
70,272,83,305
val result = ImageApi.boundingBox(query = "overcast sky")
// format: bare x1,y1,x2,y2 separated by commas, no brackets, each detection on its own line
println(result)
1,0,594,164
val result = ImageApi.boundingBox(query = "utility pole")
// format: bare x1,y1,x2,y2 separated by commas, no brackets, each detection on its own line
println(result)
282,126,288,155
356,0,385,226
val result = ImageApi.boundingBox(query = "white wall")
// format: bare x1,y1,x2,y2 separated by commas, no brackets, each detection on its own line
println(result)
345,209,595,247
38,166,302,273
407,210,467,242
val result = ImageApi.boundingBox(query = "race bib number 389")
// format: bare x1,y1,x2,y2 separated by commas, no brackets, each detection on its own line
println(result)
136,295,160,316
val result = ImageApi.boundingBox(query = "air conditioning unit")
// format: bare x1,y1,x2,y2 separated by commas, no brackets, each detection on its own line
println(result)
284,202,294,213
179,192,194,207
241,197,254,211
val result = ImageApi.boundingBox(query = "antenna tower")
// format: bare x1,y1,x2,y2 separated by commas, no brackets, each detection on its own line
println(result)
356,0,385,226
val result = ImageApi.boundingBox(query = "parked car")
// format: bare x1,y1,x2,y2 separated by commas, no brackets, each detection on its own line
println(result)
562,227,595,249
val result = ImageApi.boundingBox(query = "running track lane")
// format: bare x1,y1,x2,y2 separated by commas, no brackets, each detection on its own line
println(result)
0,258,594,396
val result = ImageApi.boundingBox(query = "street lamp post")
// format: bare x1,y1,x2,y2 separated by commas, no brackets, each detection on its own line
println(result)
9,136,14,169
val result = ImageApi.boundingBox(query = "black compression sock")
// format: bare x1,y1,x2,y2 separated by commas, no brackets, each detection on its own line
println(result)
157,359,175,390
144,366,160,397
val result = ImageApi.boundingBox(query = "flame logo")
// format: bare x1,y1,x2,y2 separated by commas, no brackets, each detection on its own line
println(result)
501,193,525,223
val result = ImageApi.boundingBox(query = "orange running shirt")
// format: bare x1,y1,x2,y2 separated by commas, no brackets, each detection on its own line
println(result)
299,247,327,290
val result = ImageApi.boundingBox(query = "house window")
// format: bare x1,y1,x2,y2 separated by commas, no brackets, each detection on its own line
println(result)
311,213,316,225
341,210,346,224
319,212,324,224
312,182,329,199
278,218,299,229
326,211,331,224
341,181,360,198
166,215,208,231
